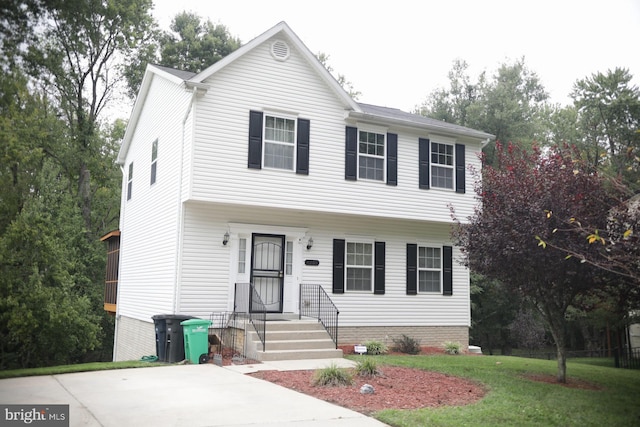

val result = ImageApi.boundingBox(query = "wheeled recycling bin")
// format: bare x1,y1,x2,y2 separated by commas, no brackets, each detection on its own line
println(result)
181,318,212,364
152,314,194,362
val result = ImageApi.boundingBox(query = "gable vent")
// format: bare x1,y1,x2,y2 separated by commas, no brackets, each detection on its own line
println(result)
271,40,290,61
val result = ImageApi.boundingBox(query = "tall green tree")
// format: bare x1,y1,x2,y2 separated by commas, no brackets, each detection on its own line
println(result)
419,58,549,165
571,68,640,191
125,11,241,97
25,0,155,235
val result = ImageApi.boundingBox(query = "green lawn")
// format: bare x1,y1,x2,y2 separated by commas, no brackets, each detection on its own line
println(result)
350,354,640,427
0,360,158,380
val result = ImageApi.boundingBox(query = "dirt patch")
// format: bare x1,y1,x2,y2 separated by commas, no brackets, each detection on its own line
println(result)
522,373,603,390
249,365,486,415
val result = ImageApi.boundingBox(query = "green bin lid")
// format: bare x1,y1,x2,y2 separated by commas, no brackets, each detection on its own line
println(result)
180,318,211,326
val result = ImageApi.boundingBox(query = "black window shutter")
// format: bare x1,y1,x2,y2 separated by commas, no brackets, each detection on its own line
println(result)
406,243,417,295
374,241,385,294
386,133,398,186
455,143,465,194
419,138,430,189
332,239,345,294
248,110,263,169
443,245,453,296
345,126,358,180
296,118,310,175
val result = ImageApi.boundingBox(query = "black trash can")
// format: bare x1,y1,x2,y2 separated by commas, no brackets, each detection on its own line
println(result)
151,315,168,362
165,315,195,363
152,314,194,363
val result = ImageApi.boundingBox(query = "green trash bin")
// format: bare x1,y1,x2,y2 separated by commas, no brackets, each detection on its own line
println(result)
181,318,212,364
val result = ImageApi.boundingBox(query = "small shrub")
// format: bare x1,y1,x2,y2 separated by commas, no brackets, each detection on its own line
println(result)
355,358,380,377
391,334,421,354
444,341,461,355
312,363,354,386
364,340,388,355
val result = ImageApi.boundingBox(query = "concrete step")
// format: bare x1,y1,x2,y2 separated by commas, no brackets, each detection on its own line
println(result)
261,320,325,332
248,329,330,341
256,348,344,362
264,338,336,351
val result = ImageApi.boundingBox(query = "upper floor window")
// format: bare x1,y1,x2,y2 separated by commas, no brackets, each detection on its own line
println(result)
431,142,454,189
358,131,385,181
418,138,465,193
264,115,296,170
248,110,310,174
150,139,158,185
345,127,397,185
127,162,133,201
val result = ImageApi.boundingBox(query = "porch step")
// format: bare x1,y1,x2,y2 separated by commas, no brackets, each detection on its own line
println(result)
246,319,342,362
257,348,344,362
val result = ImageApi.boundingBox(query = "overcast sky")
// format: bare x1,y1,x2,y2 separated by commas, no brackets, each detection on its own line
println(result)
151,0,640,112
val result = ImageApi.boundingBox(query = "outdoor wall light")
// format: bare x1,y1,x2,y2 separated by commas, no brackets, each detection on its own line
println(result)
306,237,314,250
223,232,230,246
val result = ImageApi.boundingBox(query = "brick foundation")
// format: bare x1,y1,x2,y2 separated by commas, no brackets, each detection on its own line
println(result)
337,325,469,351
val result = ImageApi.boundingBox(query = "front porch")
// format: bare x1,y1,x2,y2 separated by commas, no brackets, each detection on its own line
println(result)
208,283,342,362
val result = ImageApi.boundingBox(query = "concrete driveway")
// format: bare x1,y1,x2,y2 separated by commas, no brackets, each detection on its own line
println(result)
0,363,388,426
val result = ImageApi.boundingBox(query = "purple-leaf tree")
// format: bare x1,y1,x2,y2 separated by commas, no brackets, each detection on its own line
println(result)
453,142,627,382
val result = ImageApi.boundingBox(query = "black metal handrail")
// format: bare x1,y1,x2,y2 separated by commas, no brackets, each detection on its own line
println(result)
299,284,339,348
233,283,266,352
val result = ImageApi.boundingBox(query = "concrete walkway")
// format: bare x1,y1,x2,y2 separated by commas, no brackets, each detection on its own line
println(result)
0,359,388,426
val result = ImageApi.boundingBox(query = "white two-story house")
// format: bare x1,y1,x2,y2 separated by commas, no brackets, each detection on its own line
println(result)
111,21,492,361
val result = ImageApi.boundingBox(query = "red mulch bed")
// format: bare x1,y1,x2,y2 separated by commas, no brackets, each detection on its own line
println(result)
249,364,486,415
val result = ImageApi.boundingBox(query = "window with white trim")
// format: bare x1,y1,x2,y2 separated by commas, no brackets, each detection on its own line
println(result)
238,238,247,273
127,162,133,200
150,139,158,185
346,242,373,291
431,142,454,189
285,241,293,275
358,131,385,181
418,246,441,292
264,115,296,170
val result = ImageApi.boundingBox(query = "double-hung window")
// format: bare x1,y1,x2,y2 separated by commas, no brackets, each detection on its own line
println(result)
431,142,454,189
264,115,296,170
358,131,385,181
346,242,373,291
418,246,441,292
248,110,310,174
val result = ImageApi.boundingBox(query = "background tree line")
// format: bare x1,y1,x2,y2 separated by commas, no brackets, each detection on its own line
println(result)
0,1,637,373
420,58,639,381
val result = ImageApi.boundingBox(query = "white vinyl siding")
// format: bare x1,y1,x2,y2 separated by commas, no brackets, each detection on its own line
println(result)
189,35,482,225
117,73,191,321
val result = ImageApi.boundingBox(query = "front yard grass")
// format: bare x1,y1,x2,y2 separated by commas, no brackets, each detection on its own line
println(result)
0,360,157,380
353,354,640,427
